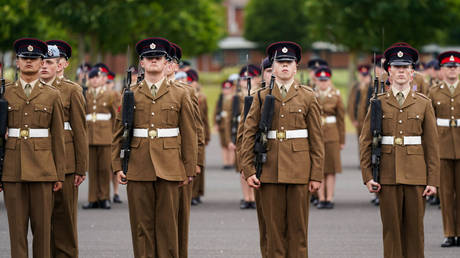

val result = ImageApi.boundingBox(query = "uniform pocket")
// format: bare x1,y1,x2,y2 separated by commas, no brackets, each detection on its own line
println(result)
5,138,17,150
406,145,424,155
161,103,179,126
133,103,147,125
33,104,53,127
382,112,393,134
292,139,309,152
289,105,306,128
34,139,52,150
7,104,20,126
163,137,179,149
407,112,423,134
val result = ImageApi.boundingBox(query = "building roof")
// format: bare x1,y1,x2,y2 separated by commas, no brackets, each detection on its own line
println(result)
218,36,257,50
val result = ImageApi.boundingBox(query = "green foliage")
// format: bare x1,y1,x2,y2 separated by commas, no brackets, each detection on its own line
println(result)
244,0,310,50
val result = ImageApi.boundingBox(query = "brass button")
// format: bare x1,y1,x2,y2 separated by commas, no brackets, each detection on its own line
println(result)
452,99,454,102
151,124,154,127
452,107,455,110
452,116,455,119
398,120,402,124
399,131,403,134
298,109,302,112
399,110,403,113
24,113,28,116
416,115,420,119
282,103,285,106
24,124,28,128
281,114,284,118
281,126,284,130
276,131,286,140
394,137,403,145
93,106,96,110
151,112,154,116
148,130,157,139
44,108,47,111
152,101,156,104
26,101,30,105
91,113,97,122
20,129,29,138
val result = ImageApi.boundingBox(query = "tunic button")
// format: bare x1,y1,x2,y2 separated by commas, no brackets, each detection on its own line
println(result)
281,127,284,130
152,101,155,104
25,124,28,128
282,103,285,106
399,131,403,134
416,115,419,119
398,120,402,124
399,110,403,113
24,113,28,116
44,108,47,111
93,100,96,104
26,101,30,105
151,124,154,127
452,107,455,110
452,116,455,119
452,99,454,102
281,114,284,118
298,109,302,112
151,112,154,116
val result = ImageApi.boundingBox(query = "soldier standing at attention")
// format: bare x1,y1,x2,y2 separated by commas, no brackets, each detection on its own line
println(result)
428,51,460,247
306,58,328,90
241,41,324,257
112,37,197,258
360,42,439,258
83,67,117,209
1,38,66,258
40,44,88,257
314,66,345,209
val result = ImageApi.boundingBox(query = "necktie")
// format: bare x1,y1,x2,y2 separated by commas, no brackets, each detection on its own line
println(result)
280,85,287,98
93,89,97,98
151,84,157,97
396,92,404,106
450,85,456,94
24,84,31,98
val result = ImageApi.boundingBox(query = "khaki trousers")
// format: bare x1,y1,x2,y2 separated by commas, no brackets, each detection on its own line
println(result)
440,159,460,237
3,182,54,258
178,183,193,258
52,173,79,258
259,183,310,258
192,166,205,198
379,185,425,258
255,189,267,258
127,179,180,258
88,145,111,202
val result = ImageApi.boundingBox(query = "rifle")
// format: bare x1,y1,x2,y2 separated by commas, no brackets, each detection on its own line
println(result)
81,62,88,99
136,62,144,84
260,59,266,89
254,52,277,179
243,54,253,121
119,67,135,180
215,93,224,126
0,54,8,188
370,53,383,190
230,75,241,143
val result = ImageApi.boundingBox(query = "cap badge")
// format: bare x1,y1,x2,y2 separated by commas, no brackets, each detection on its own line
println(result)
450,55,455,61
315,61,319,67
282,47,288,53
320,71,326,77
27,45,34,52
397,51,403,58
150,43,156,50
48,50,52,56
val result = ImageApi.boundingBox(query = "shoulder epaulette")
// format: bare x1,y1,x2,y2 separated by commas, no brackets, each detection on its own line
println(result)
415,92,430,100
299,84,315,92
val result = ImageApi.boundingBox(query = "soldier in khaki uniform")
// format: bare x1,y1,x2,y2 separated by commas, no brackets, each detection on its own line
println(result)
428,51,460,247
83,67,117,209
1,38,66,258
40,44,88,257
360,43,439,258
314,66,345,209
306,58,328,90
113,37,197,258
241,41,324,257
213,80,234,169
425,60,442,88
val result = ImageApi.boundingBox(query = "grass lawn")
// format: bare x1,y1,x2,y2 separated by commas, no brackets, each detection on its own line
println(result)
201,69,357,134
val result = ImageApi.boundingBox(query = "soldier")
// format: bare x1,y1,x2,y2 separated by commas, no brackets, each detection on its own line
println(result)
360,42,439,258
40,43,88,257
213,80,235,169
314,66,345,209
428,51,460,247
235,64,262,209
425,59,442,88
1,38,66,258
306,58,328,89
83,67,117,209
112,37,197,258
241,41,324,257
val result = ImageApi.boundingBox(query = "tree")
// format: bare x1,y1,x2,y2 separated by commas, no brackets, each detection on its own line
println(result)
244,0,310,51
306,0,450,85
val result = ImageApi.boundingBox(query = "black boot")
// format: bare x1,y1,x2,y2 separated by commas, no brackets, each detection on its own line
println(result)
441,237,456,247
113,194,122,204
99,199,111,209
317,201,327,209
191,198,199,206
240,201,251,209
82,202,99,209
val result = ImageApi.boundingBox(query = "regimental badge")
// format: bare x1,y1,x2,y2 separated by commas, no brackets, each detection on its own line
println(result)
27,45,34,52
315,61,319,67
48,50,52,56
282,47,288,53
150,43,156,50
450,55,455,61
320,71,326,77
397,51,403,58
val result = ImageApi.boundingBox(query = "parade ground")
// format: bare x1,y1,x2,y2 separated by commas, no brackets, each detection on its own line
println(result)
0,133,458,258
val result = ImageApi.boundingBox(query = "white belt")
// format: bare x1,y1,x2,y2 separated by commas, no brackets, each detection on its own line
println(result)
381,136,421,146
8,128,49,138
323,116,337,124
267,129,308,140
436,118,460,127
85,113,112,122
64,122,72,131
133,128,180,138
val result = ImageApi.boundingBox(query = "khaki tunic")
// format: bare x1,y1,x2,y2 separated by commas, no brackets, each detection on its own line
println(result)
317,88,345,174
428,81,460,237
86,88,117,146
346,82,359,124
410,71,429,96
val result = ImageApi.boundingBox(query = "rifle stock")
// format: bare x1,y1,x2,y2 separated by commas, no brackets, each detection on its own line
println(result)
0,55,8,187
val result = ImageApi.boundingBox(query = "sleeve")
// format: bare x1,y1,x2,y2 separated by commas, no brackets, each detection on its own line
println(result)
423,100,440,187
69,88,89,176
202,96,211,144
180,92,198,177
347,85,357,122
51,93,66,181
241,93,262,179
306,95,325,182
111,99,124,173
359,106,373,184
336,94,346,145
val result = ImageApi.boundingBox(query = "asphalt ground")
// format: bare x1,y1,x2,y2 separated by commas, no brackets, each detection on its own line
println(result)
0,133,459,257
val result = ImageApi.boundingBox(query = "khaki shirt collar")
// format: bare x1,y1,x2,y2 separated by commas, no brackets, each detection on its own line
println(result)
446,80,459,89
145,77,165,91
276,79,294,92
391,86,411,100
20,77,39,90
